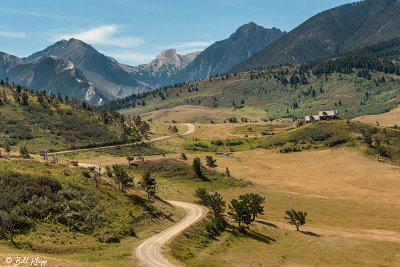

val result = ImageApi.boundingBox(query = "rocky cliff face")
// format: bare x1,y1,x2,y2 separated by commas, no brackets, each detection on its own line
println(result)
125,49,200,88
172,22,285,83
25,38,149,100
0,52,104,105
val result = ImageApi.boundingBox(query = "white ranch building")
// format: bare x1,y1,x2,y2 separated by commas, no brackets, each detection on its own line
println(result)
305,110,338,123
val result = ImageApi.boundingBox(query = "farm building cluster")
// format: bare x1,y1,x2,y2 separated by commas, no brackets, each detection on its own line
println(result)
305,110,338,123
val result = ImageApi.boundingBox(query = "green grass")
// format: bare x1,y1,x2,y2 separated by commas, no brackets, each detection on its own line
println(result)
0,158,180,264
124,158,249,202
232,123,290,135
184,137,260,153
62,142,169,160
256,120,400,165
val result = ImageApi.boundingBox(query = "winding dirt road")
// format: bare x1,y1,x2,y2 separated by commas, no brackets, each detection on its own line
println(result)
136,201,206,267
182,123,195,135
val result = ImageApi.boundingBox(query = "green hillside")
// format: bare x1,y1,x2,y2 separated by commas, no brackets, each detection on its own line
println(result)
0,158,180,265
0,84,148,153
105,55,400,121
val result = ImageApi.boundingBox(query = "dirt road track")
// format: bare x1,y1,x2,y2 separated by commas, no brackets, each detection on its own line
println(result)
54,123,195,155
135,201,206,267
182,123,195,135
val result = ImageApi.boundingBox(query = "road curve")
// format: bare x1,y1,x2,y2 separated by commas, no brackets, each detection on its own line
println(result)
136,201,206,267
182,123,195,135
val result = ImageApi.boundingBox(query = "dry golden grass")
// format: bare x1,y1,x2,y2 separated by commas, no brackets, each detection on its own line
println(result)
19,119,400,266
188,119,294,140
164,147,400,266
140,105,260,124
353,105,400,127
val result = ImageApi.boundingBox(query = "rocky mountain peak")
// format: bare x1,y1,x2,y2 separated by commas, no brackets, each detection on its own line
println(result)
154,49,182,67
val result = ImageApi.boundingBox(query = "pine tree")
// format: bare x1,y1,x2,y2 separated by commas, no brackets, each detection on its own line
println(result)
141,171,156,202
285,209,307,231
192,157,203,178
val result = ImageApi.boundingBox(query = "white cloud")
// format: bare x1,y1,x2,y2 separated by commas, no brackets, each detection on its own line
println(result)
0,31,26,38
53,25,143,48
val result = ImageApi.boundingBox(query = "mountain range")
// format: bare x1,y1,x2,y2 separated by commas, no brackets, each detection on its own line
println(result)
0,52,104,105
2,0,400,105
24,38,149,100
0,22,282,104
230,0,400,72
172,22,285,83
122,49,200,88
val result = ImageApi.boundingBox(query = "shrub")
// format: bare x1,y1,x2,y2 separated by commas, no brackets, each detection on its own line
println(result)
81,171,91,178
0,171,106,236
280,146,302,153
326,138,347,147
19,146,30,159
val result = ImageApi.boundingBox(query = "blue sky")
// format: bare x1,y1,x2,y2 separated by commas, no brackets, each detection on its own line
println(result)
0,0,355,66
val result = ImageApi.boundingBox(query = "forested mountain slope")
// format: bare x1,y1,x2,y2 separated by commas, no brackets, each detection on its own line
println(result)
173,22,285,83
230,0,400,72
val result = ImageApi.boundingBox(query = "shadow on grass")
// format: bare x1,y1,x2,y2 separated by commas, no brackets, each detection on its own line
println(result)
127,194,154,211
198,175,211,182
244,230,276,244
154,195,173,207
127,194,176,222
256,220,280,229
300,230,321,237
229,226,276,244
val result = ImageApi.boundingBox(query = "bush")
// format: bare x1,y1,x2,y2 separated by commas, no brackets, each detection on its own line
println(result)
19,146,30,159
280,146,302,153
81,171,91,178
225,140,243,146
296,120,305,127
326,138,347,147
0,171,106,236
211,140,223,146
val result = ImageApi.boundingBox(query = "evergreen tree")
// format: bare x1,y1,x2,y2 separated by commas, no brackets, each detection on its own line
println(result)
141,171,156,202
228,198,252,227
239,193,265,221
285,209,307,231
192,157,203,178
205,156,217,170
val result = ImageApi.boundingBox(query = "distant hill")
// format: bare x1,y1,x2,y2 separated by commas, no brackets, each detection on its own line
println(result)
25,38,149,100
105,55,400,121
172,22,285,83
0,52,104,105
0,84,145,152
122,49,200,88
230,0,400,72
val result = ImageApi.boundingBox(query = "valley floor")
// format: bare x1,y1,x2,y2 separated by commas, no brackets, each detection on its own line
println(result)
2,118,400,266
